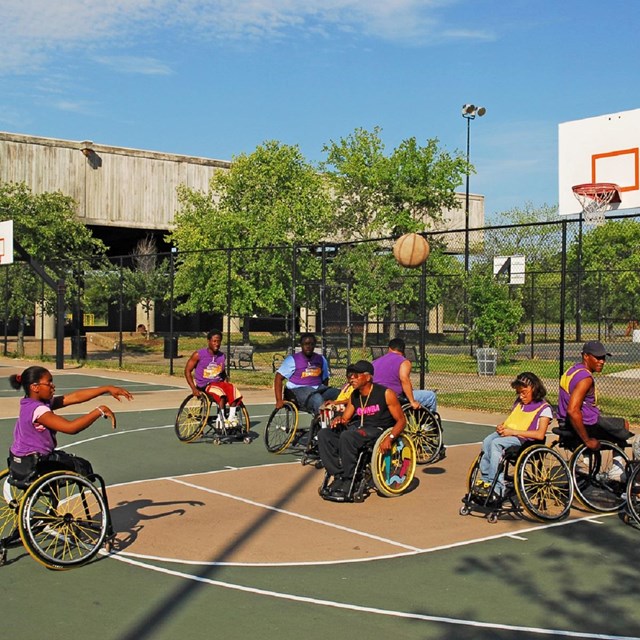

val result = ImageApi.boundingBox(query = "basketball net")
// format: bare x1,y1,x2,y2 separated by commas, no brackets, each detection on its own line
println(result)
571,183,620,226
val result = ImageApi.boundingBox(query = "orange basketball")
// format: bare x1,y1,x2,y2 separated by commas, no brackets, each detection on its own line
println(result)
393,233,430,268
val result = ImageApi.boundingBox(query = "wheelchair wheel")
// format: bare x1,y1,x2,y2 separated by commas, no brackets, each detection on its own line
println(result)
371,429,416,497
264,401,298,453
18,471,109,570
569,442,628,513
625,462,640,526
465,453,482,494
514,445,573,522
175,394,210,442
402,404,443,465
0,469,24,548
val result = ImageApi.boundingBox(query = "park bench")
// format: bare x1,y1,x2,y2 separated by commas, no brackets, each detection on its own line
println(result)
228,345,256,370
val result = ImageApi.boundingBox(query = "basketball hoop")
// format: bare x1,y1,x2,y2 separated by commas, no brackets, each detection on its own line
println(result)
571,183,621,226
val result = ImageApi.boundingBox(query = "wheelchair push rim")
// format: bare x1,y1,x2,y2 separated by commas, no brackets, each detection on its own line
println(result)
0,468,24,552
175,394,210,442
624,462,640,527
402,404,443,465
371,429,417,497
264,401,298,453
18,471,109,570
514,444,574,522
569,441,628,513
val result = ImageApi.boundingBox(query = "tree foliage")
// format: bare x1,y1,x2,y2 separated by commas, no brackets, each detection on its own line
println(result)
569,219,640,321
468,273,524,360
168,141,334,340
0,182,106,354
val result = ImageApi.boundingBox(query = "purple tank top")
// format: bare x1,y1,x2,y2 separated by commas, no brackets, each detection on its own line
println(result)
372,351,404,396
289,351,324,387
194,348,226,388
558,363,599,425
11,397,57,456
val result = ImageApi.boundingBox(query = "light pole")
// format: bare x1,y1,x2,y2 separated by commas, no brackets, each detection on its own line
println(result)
462,104,486,274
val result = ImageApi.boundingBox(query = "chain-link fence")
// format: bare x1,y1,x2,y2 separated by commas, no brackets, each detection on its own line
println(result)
3,213,640,420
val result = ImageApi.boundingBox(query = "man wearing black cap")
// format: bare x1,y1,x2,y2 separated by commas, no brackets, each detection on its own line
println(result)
317,360,406,500
557,341,637,462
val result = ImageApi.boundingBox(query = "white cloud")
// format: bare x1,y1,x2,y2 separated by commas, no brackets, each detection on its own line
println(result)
0,0,465,74
94,56,173,75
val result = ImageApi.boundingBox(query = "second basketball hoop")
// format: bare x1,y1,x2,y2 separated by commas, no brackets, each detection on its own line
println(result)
571,182,621,226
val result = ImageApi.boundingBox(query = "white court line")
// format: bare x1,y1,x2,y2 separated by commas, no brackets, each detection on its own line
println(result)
170,477,422,552
107,554,640,640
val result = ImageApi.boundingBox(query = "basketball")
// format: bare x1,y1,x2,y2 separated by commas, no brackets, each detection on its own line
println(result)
392,233,430,268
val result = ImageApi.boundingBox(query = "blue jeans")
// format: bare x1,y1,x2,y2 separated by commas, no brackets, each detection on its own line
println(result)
413,389,437,413
287,385,339,415
479,433,523,495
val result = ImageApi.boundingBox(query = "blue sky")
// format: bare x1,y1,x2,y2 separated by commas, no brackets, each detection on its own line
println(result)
1,0,639,219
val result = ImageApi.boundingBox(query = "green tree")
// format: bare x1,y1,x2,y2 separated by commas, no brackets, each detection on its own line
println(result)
0,182,106,355
168,141,334,343
570,219,640,325
468,273,524,361
321,127,468,343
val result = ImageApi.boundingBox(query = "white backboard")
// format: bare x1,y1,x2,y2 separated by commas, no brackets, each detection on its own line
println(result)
493,255,525,285
558,108,640,215
0,219,13,265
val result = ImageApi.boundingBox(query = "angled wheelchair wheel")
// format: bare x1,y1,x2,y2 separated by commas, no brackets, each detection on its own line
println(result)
569,442,628,513
175,394,210,442
514,445,573,522
264,401,298,453
402,404,443,465
371,429,416,497
18,471,109,570
625,462,640,526
465,453,482,494
0,469,24,551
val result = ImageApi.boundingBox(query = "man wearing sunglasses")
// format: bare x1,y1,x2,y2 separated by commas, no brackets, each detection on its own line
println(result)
557,340,637,462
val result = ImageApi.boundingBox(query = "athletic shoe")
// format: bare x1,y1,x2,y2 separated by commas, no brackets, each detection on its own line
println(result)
434,447,447,462
597,456,626,483
633,435,640,461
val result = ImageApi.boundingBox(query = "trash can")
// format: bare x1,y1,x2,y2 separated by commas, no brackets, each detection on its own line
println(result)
164,336,178,358
633,329,640,343
476,348,498,376
517,332,526,345
71,335,87,360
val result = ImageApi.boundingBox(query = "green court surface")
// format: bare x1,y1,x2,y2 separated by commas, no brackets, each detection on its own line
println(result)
0,378,639,640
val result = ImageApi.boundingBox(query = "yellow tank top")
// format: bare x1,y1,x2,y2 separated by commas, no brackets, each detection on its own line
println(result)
504,402,547,432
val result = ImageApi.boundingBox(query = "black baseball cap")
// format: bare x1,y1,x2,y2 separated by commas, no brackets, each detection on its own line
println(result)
346,360,374,375
582,340,611,358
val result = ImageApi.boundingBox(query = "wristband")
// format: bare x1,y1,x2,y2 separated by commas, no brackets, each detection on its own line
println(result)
97,407,107,419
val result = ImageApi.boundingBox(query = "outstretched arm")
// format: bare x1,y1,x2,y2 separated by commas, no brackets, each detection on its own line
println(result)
56,385,133,409
38,404,117,434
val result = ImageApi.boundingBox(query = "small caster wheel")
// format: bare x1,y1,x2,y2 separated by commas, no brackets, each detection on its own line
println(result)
487,512,498,524
243,437,252,444
459,504,470,516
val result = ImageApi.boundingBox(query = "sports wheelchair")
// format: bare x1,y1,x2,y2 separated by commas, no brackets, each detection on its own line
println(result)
175,392,252,445
550,424,630,513
319,428,417,503
460,441,573,524
264,391,326,466
624,461,640,527
0,467,113,569
402,403,444,465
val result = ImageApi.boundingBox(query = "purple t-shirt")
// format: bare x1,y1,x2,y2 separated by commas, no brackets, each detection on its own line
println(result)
11,397,57,456
372,351,405,396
